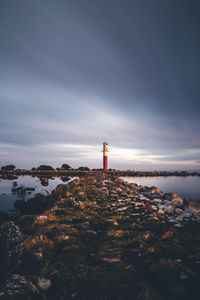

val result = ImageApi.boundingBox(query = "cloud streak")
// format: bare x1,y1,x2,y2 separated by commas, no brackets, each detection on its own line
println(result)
0,0,199,170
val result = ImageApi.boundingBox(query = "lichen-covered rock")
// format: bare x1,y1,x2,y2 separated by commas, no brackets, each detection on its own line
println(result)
0,222,24,277
0,221,24,252
0,274,39,299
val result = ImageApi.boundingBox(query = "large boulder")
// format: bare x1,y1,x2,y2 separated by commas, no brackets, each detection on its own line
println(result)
0,221,24,252
163,193,183,206
0,274,39,300
0,221,24,276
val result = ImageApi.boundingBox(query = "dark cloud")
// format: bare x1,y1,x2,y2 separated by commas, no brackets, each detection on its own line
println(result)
0,0,199,169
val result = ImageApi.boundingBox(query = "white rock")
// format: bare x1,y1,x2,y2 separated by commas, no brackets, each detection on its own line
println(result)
35,216,48,221
117,207,128,211
38,277,51,290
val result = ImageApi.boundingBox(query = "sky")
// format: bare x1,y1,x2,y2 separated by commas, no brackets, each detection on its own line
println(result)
0,0,200,171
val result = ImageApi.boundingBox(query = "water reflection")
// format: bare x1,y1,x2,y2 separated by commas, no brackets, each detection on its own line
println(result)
12,184,35,200
61,177,71,182
40,177,49,186
0,175,73,214
122,176,200,200
0,174,19,180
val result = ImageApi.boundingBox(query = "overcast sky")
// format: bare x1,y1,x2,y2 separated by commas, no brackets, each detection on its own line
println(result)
0,0,200,170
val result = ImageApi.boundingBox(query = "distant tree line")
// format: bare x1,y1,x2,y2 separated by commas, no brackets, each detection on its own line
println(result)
30,164,90,171
1,164,16,171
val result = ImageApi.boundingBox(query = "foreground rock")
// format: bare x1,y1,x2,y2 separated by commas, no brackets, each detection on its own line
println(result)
0,274,39,299
0,174,200,299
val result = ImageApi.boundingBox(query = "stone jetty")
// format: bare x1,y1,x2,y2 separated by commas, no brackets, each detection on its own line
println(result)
0,174,200,299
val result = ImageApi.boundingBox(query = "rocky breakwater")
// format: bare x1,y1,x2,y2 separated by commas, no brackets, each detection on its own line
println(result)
0,174,200,300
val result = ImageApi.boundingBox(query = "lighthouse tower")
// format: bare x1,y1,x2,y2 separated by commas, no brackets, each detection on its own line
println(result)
103,142,108,170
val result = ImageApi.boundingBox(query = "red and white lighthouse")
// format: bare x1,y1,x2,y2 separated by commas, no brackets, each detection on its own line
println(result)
103,142,108,170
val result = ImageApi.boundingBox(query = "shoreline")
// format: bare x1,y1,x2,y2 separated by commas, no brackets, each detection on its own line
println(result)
1,169,200,178
0,174,200,299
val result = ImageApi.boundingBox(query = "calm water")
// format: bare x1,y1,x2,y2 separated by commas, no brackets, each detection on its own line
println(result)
122,176,200,200
0,175,74,213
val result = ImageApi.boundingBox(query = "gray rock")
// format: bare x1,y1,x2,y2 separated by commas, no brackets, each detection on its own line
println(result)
151,198,162,205
175,208,184,215
163,193,183,206
0,222,24,276
0,274,38,299
0,221,24,252
175,214,185,222
171,196,183,206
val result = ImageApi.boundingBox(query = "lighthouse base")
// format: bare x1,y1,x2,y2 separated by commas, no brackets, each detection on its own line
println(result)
103,156,108,170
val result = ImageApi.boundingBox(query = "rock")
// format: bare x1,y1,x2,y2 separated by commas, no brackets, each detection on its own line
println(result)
38,277,51,290
0,222,24,276
162,230,174,239
33,251,43,260
66,191,72,196
163,193,183,206
151,198,162,204
175,214,185,222
139,195,151,201
149,186,163,196
34,215,48,224
163,192,178,200
195,213,200,222
171,196,183,206
175,208,184,215
101,257,120,263
134,202,145,208
0,274,38,299
78,191,85,196
164,205,174,214
115,187,122,192
117,207,128,212
73,200,83,208
0,221,23,252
